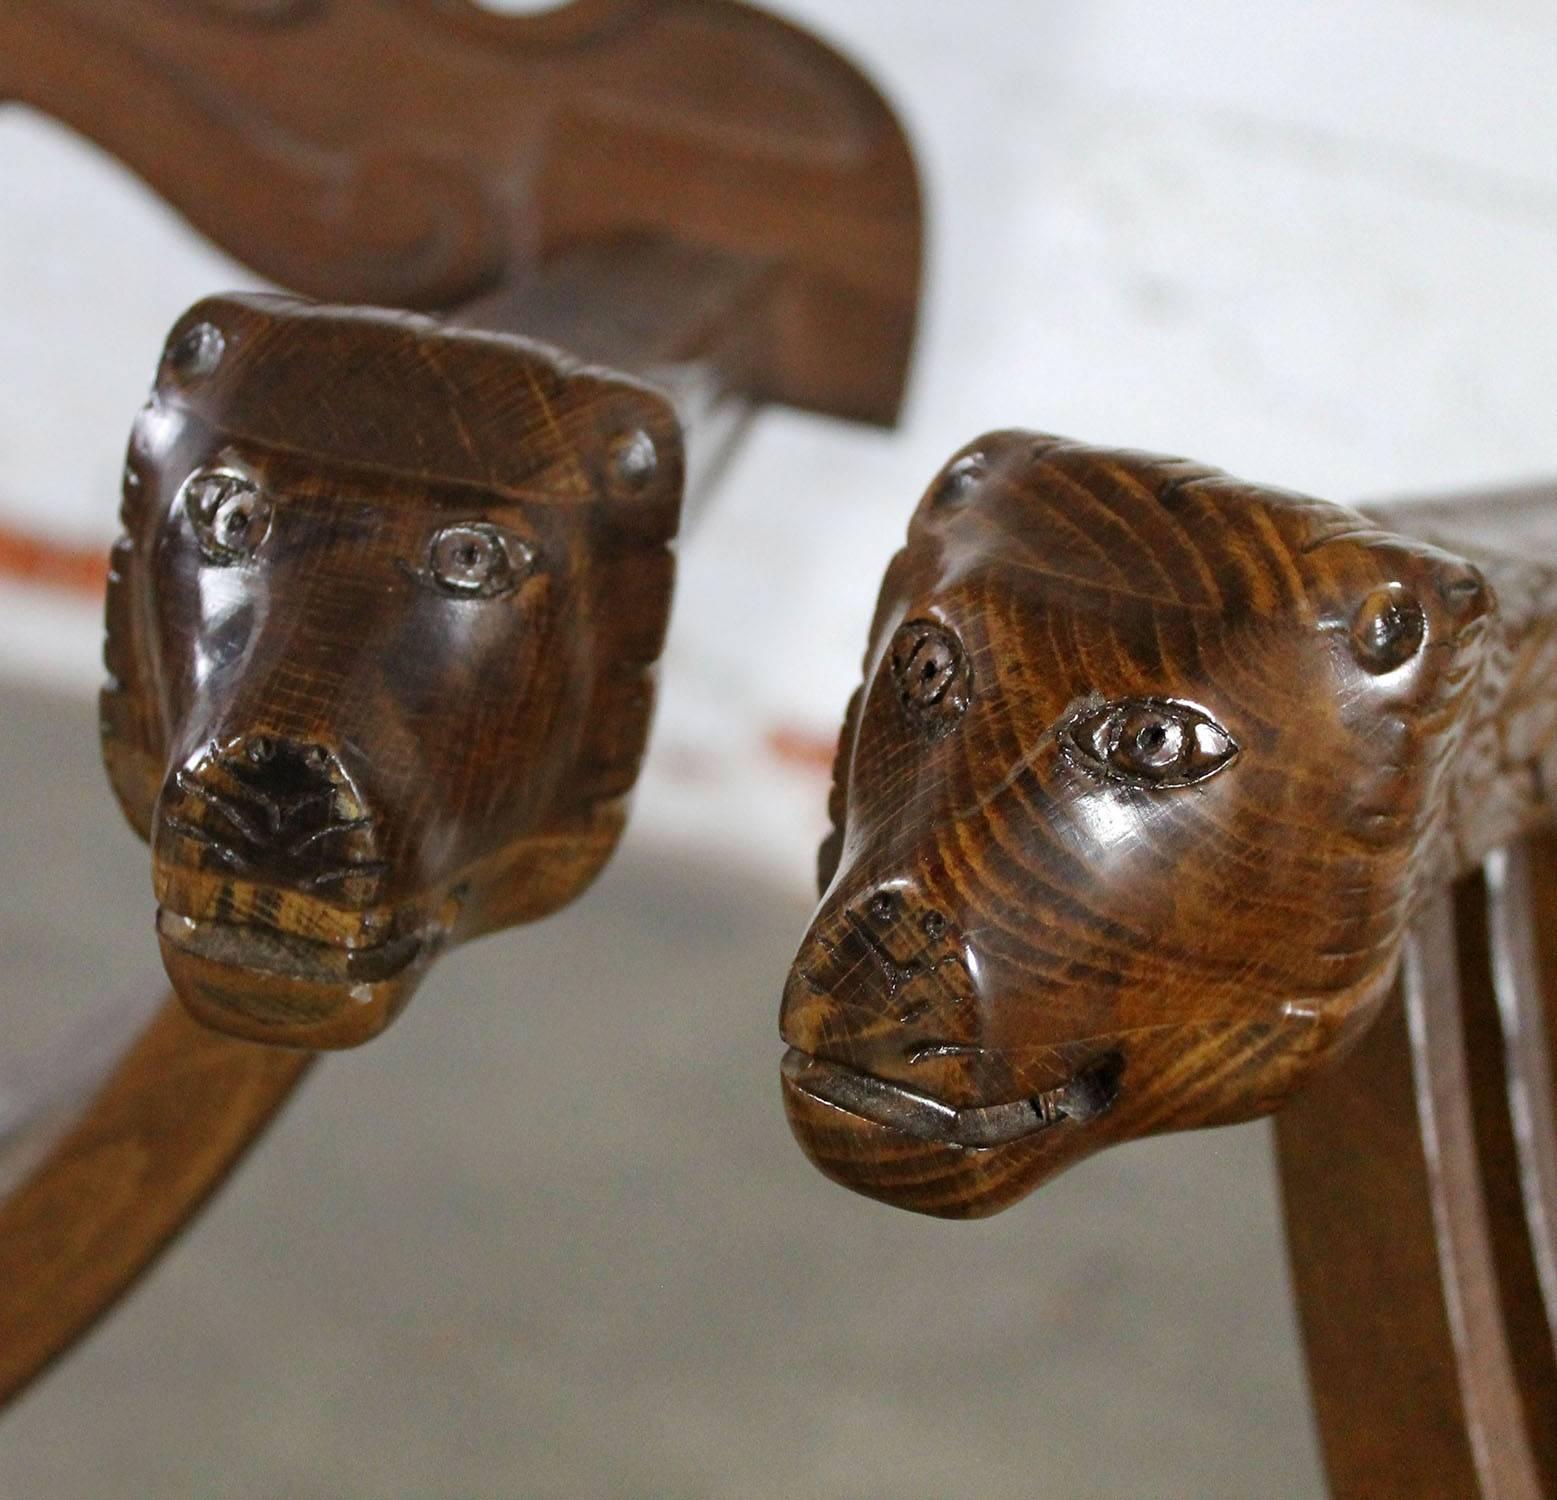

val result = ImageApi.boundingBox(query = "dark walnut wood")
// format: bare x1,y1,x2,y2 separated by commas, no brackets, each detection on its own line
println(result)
780,433,1557,1219
0,0,921,425
1277,860,1557,1500
0,1002,311,1406
1,0,922,1410
103,293,684,1047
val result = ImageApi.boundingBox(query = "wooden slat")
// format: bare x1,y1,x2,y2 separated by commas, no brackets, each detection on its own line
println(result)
0,999,311,1404
1484,834,1557,1344
1277,892,1546,1500
1456,868,1557,1490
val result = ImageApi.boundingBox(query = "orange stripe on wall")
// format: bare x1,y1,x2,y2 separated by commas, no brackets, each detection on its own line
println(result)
765,725,837,775
0,524,108,601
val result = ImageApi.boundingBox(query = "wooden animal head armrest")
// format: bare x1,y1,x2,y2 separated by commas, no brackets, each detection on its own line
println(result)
781,431,1557,1218
103,294,683,1048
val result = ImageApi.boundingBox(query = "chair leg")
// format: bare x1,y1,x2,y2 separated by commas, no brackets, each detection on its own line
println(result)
1277,881,1553,1499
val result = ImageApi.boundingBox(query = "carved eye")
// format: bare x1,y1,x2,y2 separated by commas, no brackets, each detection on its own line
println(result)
181,468,272,564
1062,698,1238,788
888,619,972,740
1350,584,1427,674
425,522,534,598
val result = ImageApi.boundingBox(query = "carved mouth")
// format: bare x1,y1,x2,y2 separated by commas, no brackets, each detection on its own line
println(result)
780,1048,1119,1148
155,908,429,984
154,905,444,1048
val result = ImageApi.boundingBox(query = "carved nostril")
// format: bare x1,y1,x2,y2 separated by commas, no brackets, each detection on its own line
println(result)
246,737,275,765
302,744,329,772
867,890,899,925
921,910,947,940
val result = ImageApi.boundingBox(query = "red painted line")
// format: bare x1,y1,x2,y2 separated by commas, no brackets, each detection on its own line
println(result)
0,524,108,601
766,725,836,775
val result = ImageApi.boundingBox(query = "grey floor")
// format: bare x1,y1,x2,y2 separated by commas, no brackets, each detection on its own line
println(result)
0,684,1324,1499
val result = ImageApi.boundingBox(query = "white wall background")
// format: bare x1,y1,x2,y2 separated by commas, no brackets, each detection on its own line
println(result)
3,0,1556,882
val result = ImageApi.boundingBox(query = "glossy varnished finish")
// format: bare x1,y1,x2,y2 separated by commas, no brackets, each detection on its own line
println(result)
1271,496,1557,1499
1278,915,1547,1500
1485,832,1557,1349
1,0,922,1412
0,0,921,425
781,434,1557,1218
1278,834,1557,1500
102,293,684,1047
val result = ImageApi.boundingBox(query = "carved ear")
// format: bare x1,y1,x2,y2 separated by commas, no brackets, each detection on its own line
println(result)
1338,533,1492,675
556,375,684,813
100,429,168,842
911,430,1039,520
1419,546,1493,630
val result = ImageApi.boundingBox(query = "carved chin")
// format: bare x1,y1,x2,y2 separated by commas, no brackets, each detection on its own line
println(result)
779,1049,1120,1219
156,909,435,1049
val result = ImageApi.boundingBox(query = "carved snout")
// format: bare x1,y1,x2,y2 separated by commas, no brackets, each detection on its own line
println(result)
155,735,386,914
152,733,431,1049
782,879,1017,1107
779,872,1124,1220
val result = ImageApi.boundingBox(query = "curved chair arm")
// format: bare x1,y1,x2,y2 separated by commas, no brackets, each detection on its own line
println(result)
0,1000,310,1406
0,0,920,424
0,0,921,1407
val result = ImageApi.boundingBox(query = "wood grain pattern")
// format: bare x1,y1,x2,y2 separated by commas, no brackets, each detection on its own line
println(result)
0,0,921,425
0,998,311,1406
1,0,922,1410
1277,905,1547,1500
1485,831,1557,1348
102,293,685,1047
781,434,1557,1218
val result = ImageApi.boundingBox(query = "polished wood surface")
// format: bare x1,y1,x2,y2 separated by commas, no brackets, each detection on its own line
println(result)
1,0,921,1411
105,293,684,1047
1277,904,1548,1500
1275,494,1557,1497
1277,836,1557,1500
0,0,921,425
780,435,1557,1219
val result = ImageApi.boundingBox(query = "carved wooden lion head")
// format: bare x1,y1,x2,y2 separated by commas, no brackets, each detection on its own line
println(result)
780,432,1493,1217
103,294,683,1047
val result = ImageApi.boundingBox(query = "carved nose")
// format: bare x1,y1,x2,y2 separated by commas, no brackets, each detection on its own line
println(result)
781,879,985,1101
788,882,970,1026
157,734,386,906
853,886,954,978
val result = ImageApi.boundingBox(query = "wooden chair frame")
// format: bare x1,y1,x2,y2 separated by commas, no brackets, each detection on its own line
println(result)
0,0,920,1403
1278,486,1557,1499
5,13,1556,1500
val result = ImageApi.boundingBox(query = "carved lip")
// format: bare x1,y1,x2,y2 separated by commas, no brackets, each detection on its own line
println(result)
781,1048,1118,1148
156,907,428,985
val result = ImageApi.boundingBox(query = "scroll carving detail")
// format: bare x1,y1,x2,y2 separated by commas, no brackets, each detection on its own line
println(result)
2,0,921,422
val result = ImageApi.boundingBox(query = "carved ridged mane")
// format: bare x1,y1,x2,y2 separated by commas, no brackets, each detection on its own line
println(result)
100,447,165,840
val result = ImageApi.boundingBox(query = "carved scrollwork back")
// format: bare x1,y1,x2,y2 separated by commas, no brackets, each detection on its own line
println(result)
1,0,921,422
